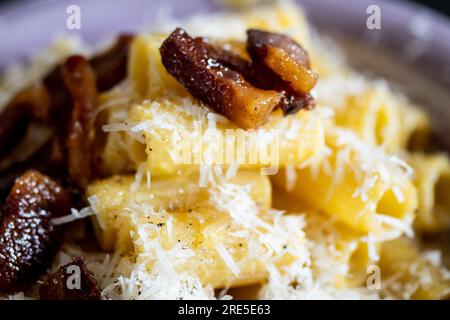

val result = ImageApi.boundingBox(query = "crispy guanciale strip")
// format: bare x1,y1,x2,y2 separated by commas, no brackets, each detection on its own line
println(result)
0,170,70,294
90,34,134,92
160,28,282,129
280,92,315,115
0,141,58,200
42,34,135,125
247,29,318,95
0,83,50,157
39,257,101,300
245,29,317,115
61,56,98,189
0,34,134,183
197,38,252,76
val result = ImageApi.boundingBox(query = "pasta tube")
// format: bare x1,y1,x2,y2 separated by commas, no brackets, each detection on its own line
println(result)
86,171,310,288
271,128,418,239
379,237,450,299
317,76,430,153
272,187,377,287
408,153,450,232
100,33,326,177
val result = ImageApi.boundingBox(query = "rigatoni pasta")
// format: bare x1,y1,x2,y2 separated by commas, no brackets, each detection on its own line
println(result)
379,237,450,299
1,0,449,301
316,75,430,153
100,33,327,178
408,153,450,232
271,187,376,288
87,170,310,289
70,2,450,299
271,128,418,239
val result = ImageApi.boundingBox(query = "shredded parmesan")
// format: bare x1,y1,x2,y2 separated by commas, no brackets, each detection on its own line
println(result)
3,0,447,302
215,244,240,276
51,196,99,225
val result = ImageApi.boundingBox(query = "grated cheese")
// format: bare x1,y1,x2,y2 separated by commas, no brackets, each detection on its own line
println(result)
285,165,297,192
2,0,447,301
51,196,99,225
215,244,240,277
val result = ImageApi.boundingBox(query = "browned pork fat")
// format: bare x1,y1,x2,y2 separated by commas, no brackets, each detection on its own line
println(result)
61,56,98,189
160,28,282,129
246,29,318,94
246,29,318,114
280,92,315,115
90,34,134,92
0,141,56,199
39,257,101,300
0,34,134,188
0,83,51,156
42,34,134,123
0,170,70,294
196,38,252,76
0,35,135,295
160,28,317,123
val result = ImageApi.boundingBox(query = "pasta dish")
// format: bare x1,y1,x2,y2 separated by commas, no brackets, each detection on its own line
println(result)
0,2,449,300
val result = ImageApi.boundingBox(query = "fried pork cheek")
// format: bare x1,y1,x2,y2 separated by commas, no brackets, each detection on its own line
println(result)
160,28,282,129
0,170,70,294
246,29,318,94
39,257,101,300
61,56,98,189
90,34,134,92
246,29,318,114
0,35,134,195
0,35,135,296
0,83,50,157
160,28,318,124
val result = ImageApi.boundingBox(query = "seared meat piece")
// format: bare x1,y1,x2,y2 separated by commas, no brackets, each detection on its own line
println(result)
0,170,70,294
90,34,134,92
0,34,134,183
61,56,98,189
0,83,50,156
160,28,282,129
0,35,135,295
39,257,101,300
0,140,56,200
246,29,318,95
160,28,317,121
196,37,252,76
246,29,318,115
280,92,315,115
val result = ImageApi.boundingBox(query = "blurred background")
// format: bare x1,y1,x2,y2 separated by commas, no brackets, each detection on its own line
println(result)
0,0,449,17
415,0,450,17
